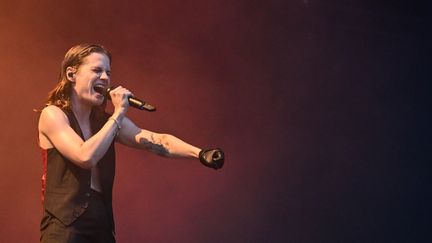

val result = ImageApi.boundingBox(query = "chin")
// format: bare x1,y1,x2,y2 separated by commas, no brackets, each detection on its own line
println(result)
94,99,105,106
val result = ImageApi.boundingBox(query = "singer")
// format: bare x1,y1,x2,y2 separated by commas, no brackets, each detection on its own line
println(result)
37,43,224,243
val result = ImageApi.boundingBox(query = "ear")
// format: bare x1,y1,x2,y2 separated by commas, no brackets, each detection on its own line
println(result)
66,67,76,82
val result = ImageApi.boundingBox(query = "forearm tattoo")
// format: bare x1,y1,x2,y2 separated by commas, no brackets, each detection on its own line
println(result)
146,133,170,156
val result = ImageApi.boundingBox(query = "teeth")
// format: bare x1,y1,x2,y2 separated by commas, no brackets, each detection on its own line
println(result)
93,84,106,94
94,84,105,88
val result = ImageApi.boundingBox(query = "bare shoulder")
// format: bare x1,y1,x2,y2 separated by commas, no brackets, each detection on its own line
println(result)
40,105,67,119
39,105,69,131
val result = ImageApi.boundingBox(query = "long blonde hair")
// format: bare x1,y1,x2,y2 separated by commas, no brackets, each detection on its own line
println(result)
46,43,112,113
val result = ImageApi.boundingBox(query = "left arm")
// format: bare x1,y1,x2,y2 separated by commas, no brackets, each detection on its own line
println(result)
116,116,201,159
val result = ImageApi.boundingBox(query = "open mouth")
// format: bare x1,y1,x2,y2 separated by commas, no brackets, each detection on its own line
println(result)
93,84,107,96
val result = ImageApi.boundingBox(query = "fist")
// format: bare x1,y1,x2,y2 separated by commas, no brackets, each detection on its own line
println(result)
108,86,133,111
199,148,225,170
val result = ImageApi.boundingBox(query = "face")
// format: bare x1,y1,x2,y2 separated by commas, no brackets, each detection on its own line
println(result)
69,52,111,106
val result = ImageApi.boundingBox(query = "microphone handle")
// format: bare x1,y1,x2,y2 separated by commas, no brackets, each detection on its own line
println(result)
128,97,156,111
106,87,156,112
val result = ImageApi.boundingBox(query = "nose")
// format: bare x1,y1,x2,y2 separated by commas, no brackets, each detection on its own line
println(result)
100,71,110,80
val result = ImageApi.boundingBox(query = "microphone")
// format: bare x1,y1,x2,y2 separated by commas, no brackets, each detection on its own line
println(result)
94,86,156,112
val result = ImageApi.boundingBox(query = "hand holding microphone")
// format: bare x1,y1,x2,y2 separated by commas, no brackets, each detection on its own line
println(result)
94,85,156,112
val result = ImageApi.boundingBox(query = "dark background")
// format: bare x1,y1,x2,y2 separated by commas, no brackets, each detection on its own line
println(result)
0,0,429,242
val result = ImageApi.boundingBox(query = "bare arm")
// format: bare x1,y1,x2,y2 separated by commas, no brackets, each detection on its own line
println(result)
116,116,201,158
38,105,123,169
38,86,131,169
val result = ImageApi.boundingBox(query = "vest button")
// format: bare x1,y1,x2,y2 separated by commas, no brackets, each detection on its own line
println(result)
86,192,91,197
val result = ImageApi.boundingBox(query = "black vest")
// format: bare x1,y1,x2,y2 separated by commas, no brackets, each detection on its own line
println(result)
43,108,116,227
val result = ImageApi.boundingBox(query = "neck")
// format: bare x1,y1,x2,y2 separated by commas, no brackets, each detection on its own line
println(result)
70,94,92,123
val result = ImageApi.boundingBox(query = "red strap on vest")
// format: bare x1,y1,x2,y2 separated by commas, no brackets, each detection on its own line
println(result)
41,149,47,204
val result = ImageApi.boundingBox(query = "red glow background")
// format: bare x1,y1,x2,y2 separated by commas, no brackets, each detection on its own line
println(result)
0,1,428,242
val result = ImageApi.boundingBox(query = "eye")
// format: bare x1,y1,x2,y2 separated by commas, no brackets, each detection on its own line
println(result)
92,67,102,74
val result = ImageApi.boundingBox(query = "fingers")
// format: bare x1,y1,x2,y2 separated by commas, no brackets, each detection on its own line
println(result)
109,86,133,112
109,86,133,99
212,150,223,161
211,149,224,169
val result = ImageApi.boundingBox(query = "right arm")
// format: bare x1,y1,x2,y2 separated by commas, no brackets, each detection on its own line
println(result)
38,86,132,169
38,105,122,169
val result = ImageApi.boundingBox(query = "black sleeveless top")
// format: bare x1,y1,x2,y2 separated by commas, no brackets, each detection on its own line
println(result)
41,108,116,228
